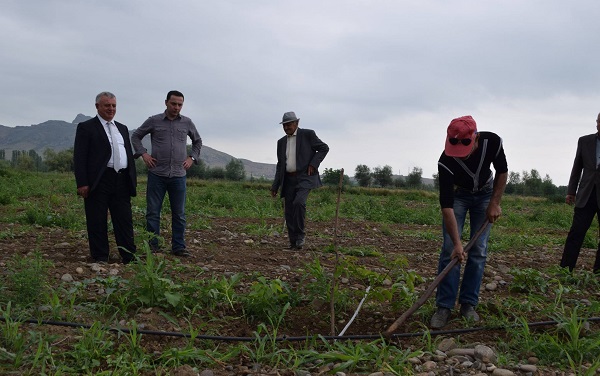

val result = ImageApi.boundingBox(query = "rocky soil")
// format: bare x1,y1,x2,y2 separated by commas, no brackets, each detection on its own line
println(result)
1,217,598,375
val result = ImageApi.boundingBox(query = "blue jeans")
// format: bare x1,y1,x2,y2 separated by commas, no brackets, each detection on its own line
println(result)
436,187,492,309
146,172,187,251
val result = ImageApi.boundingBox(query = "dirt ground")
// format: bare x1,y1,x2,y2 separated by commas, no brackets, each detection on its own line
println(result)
0,217,596,373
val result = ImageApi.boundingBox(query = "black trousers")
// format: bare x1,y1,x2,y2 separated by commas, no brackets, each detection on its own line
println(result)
282,175,311,245
561,188,600,273
83,169,136,263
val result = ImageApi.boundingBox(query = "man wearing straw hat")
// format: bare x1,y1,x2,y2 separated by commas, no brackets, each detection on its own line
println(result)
270,111,329,250
430,115,508,329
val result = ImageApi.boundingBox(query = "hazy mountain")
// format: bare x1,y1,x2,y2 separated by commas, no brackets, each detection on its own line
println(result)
0,114,276,179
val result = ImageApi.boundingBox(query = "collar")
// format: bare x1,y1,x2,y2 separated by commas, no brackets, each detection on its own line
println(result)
163,111,182,121
97,115,114,125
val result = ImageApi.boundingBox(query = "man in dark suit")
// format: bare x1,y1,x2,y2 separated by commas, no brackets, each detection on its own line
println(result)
74,92,137,264
270,111,329,249
561,112,600,273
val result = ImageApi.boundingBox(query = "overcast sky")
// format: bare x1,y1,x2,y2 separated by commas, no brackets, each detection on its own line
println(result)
2,0,600,186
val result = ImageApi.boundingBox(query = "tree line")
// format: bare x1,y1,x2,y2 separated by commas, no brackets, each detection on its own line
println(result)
321,165,567,199
1,148,568,198
0,148,247,182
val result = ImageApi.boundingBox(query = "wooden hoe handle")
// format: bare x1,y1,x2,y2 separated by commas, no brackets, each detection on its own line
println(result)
384,219,491,337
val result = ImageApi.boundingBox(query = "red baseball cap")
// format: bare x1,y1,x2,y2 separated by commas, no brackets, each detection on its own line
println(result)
445,115,477,157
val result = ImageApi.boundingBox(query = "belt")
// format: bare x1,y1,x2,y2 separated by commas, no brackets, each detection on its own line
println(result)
107,167,128,174
286,171,297,176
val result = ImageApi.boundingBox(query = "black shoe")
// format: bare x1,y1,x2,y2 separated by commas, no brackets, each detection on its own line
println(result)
283,244,297,251
295,239,305,249
430,307,452,329
172,249,190,257
150,245,163,254
88,256,109,264
460,304,480,322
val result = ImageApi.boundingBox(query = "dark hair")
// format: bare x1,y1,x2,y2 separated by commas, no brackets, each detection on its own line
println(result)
166,90,184,101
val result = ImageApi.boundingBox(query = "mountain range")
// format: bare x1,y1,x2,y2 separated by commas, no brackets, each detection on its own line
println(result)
0,114,276,179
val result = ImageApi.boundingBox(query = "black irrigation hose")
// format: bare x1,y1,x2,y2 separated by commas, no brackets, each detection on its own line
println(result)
3,316,600,343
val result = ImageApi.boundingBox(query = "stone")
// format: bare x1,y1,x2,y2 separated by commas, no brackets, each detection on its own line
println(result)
422,360,436,371
199,370,214,376
447,348,475,357
492,369,515,376
437,337,457,352
485,282,498,291
519,364,537,373
75,267,84,274
61,273,73,282
474,344,497,363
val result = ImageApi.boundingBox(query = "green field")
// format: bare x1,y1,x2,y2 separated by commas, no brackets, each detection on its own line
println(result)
0,169,599,375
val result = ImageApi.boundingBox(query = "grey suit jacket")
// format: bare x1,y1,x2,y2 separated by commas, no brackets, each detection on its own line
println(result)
568,133,600,208
271,128,329,196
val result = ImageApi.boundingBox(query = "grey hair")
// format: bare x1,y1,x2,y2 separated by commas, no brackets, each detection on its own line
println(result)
95,91,116,103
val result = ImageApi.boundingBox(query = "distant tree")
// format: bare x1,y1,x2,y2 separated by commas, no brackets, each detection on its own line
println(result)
541,174,557,196
225,158,246,181
44,148,74,172
506,171,522,194
209,166,226,180
523,169,543,196
393,175,406,188
187,159,207,179
0,149,4,160
322,168,351,186
11,150,42,171
14,153,34,171
354,164,372,187
406,167,423,188
372,165,393,187
432,172,439,190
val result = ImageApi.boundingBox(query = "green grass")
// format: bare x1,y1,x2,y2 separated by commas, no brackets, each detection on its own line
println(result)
0,170,598,374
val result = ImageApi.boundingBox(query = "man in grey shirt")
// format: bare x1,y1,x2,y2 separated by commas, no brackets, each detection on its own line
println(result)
131,90,202,257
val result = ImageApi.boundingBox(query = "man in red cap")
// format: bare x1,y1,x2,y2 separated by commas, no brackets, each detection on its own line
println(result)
430,115,508,329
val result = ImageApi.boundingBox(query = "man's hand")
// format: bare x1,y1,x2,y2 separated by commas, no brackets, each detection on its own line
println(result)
486,202,502,223
270,190,277,198
77,186,89,199
451,244,466,262
142,153,157,168
183,156,193,170
307,165,316,176
566,194,576,205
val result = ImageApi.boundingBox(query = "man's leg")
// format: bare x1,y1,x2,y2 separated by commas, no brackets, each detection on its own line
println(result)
283,176,298,246
168,176,187,253
290,187,310,247
146,172,167,251
109,171,136,263
561,194,597,271
84,172,111,262
458,190,492,309
435,193,469,309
